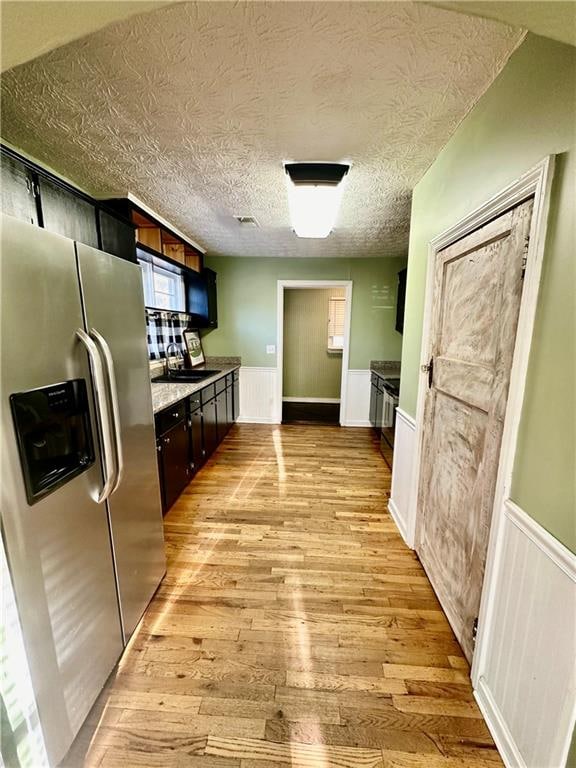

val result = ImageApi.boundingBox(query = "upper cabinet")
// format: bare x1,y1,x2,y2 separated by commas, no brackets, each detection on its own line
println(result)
0,146,136,262
38,175,99,248
1,147,217,328
1,152,38,225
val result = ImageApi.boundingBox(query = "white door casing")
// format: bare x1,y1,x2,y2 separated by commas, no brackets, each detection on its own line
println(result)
407,156,555,679
276,280,353,425
416,199,534,662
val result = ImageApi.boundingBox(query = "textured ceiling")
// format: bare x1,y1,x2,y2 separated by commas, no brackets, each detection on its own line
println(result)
0,1,170,72
1,2,523,258
429,1,576,48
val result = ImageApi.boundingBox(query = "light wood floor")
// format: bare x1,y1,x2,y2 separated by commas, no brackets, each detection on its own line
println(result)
64,424,501,768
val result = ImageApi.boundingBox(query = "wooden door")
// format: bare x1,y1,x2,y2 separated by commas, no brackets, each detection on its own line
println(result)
417,199,533,662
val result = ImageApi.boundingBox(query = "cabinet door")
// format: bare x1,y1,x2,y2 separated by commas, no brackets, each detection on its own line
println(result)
190,408,204,474
1,153,37,224
369,381,378,429
226,385,233,430
203,398,218,458
160,421,190,512
204,268,218,328
155,437,164,510
98,208,136,263
375,387,384,433
215,391,227,443
233,378,240,422
38,176,99,247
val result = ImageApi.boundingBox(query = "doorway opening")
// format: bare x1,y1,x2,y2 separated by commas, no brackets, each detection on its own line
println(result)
276,280,352,426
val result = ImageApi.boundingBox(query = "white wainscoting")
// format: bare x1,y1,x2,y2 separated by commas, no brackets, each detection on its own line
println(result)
388,407,416,547
342,369,371,426
475,500,576,768
238,367,278,424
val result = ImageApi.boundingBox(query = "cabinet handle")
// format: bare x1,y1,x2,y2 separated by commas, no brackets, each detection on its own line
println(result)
164,437,170,444
172,411,179,418
156,444,162,453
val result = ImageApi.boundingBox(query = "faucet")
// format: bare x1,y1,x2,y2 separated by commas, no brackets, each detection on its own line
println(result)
165,342,183,374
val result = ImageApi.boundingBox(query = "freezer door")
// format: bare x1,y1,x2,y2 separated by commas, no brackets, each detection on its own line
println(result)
0,215,123,766
76,243,166,641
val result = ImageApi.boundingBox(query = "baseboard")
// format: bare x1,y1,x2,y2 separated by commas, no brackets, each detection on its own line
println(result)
388,499,408,543
341,419,371,428
237,416,278,425
475,678,527,768
282,397,341,404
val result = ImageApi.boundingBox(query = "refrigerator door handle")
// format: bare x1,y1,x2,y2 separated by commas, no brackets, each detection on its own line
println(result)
76,328,117,503
90,328,124,493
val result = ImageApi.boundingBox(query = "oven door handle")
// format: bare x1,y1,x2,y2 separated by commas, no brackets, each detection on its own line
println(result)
76,328,116,503
90,329,124,494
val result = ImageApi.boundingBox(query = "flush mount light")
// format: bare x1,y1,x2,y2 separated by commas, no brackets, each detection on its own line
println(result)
284,162,350,238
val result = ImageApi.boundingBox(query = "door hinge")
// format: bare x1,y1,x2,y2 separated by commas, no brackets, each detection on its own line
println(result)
421,357,434,388
521,234,530,279
472,617,479,645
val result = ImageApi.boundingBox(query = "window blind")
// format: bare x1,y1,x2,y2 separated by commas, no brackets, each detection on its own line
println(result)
328,297,345,351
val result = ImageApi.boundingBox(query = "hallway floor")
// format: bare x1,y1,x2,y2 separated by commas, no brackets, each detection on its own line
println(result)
64,425,501,768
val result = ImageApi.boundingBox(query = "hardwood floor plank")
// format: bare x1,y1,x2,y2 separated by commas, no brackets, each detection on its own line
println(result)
66,425,500,767
204,735,385,767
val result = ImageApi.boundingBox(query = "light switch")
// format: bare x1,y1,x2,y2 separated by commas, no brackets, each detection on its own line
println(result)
266,345,276,354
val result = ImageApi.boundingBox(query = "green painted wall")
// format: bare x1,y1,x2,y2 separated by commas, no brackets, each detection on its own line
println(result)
283,288,344,399
568,728,576,768
399,34,575,552
202,256,407,369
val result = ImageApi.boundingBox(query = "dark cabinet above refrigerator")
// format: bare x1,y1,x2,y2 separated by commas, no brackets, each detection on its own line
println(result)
1,145,137,263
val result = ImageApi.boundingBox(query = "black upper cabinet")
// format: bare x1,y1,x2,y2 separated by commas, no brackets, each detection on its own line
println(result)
204,268,217,328
98,208,137,263
1,153,38,225
38,176,99,248
186,267,218,329
396,267,407,335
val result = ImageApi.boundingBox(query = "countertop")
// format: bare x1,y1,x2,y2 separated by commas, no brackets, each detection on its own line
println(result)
150,363,240,415
370,364,401,382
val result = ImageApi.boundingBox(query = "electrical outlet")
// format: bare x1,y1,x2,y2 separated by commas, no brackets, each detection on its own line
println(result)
266,345,276,354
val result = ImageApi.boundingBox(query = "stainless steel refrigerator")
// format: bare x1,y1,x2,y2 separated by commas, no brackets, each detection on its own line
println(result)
1,214,166,766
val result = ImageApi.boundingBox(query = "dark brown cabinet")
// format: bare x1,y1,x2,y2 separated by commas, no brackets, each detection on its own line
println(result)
369,373,383,433
1,153,37,224
202,397,218,459
156,419,190,514
155,369,240,514
232,370,240,422
1,146,136,262
189,404,204,474
38,176,99,248
98,208,137,263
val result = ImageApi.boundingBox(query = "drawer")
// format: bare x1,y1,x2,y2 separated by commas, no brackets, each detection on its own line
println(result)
156,400,186,435
215,376,227,395
225,373,233,388
201,383,216,404
233,369,239,382
188,391,202,412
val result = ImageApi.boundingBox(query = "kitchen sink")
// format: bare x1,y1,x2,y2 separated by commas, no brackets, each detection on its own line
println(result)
152,369,220,383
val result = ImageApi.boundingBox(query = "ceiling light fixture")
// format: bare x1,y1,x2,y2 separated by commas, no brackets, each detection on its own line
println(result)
284,162,350,238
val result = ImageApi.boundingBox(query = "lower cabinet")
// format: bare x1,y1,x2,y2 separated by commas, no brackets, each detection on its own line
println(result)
155,370,241,514
232,371,240,422
203,397,218,458
369,374,384,434
156,419,190,514
189,405,204,475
